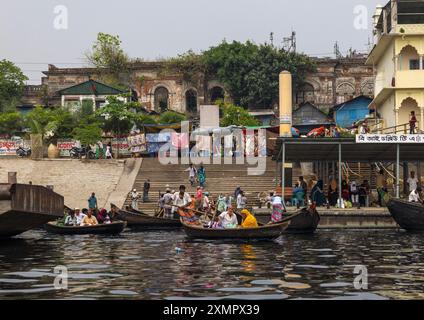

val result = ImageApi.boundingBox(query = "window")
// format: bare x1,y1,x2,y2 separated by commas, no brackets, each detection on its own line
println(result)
410,59,420,70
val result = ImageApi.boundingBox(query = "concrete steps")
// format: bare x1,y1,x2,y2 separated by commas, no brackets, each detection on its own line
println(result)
125,157,278,214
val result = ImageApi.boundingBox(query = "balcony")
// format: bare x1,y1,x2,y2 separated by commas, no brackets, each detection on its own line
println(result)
396,70,424,88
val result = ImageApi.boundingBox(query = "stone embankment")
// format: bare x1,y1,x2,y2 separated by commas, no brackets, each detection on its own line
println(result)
0,158,142,210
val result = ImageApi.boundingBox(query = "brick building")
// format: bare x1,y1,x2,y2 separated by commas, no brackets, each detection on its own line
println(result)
20,55,375,116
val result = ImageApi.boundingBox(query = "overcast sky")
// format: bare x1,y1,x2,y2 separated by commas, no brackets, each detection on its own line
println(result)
0,0,382,84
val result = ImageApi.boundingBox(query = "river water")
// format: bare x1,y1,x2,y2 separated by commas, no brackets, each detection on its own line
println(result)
0,229,423,300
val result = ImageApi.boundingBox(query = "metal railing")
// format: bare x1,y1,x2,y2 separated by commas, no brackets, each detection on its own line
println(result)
371,121,421,134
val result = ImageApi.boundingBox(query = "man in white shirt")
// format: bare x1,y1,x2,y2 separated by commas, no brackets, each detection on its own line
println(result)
219,207,238,229
185,164,197,187
237,191,247,210
407,171,419,193
409,187,422,203
173,185,192,214
75,208,86,225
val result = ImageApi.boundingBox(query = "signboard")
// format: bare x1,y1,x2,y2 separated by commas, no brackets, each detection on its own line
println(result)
127,134,147,154
0,140,19,156
280,115,292,125
57,139,79,157
356,134,424,144
112,138,131,156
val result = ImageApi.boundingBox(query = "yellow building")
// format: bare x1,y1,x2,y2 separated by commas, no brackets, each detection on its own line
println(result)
367,0,424,132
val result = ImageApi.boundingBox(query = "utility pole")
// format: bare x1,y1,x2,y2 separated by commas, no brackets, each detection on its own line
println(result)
334,41,342,59
283,31,296,53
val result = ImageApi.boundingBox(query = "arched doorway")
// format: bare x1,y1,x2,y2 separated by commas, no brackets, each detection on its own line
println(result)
154,87,169,112
210,87,225,104
296,83,315,105
399,97,420,129
185,89,198,114
399,45,421,70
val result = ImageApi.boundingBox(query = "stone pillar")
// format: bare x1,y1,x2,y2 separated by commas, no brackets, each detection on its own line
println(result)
279,71,292,137
61,95,65,107
395,109,399,128
420,55,424,70
92,95,96,111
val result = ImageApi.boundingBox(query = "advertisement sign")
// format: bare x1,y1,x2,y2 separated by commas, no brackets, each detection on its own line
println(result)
356,134,424,144
57,140,79,157
0,140,19,156
112,138,131,156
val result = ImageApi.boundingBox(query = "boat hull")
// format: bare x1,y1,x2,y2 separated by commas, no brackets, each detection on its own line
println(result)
45,221,126,235
181,221,289,240
285,208,320,234
387,199,424,231
115,209,182,230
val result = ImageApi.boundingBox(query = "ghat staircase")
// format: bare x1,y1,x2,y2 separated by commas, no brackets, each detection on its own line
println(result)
124,157,278,215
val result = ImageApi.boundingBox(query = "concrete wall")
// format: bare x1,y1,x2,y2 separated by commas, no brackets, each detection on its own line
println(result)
0,159,141,210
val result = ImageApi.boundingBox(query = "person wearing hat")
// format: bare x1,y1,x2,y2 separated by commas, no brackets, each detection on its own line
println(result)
240,209,258,228
130,189,140,210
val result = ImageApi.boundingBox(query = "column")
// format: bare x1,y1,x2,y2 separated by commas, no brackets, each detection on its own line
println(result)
279,71,292,137
92,95,96,111
395,55,400,71
282,141,286,199
396,144,400,198
395,109,399,128
420,55,423,70
420,107,424,131
61,95,65,107
338,143,342,207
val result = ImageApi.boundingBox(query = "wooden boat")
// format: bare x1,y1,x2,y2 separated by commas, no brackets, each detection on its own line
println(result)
0,182,64,238
45,221,126,235
387,199,424,231
180,212,300,240
114,206,182,230
254,207,320,234
285,207,320,234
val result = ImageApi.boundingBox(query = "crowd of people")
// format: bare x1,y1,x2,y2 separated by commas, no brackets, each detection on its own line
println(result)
62,193,116,227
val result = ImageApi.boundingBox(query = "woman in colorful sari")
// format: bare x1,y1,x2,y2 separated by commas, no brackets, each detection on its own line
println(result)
271,194,286,223
311,180,326,206
197,166,206,187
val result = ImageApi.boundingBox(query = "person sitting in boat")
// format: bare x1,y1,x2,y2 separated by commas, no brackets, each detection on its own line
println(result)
240,209,259,228
219,207,238,229
409,187,423,204
97,209,110,224
75,208,86,225
208,215,223,229
64,210,77,226
80,209,99,226
216,194,227,214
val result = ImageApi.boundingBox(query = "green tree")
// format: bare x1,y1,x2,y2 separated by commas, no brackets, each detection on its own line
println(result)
95,94,140,136
0,60,28,111
158,111,187,124
25,106,76,142
204,41,316,108
134,114,158,128
219,101,260,127
0,112,23,136
86,33,131,89
72,123,103,146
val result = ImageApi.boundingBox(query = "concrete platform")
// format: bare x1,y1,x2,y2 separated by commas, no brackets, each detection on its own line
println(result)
254,207,398,229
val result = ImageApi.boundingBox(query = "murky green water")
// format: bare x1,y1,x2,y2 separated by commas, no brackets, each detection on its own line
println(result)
0,229,423,300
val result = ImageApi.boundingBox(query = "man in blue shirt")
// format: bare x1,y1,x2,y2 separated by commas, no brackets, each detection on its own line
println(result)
88,193,98,211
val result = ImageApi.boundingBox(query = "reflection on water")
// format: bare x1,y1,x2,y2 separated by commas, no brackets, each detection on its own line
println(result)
0,229,424,300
